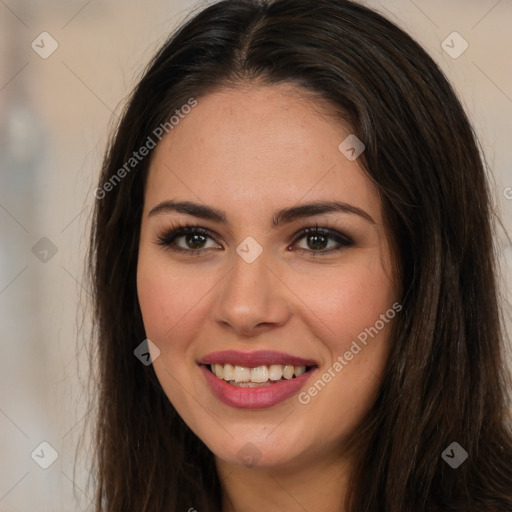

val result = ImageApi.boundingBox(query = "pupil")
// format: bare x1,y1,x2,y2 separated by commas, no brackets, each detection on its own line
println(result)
308,234,327,250
187,234,205,248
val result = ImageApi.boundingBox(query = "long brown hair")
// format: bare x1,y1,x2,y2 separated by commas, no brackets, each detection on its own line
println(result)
86,0,512,510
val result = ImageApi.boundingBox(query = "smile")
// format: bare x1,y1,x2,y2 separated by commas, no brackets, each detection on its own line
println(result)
208,363,314,386
199,350,319,408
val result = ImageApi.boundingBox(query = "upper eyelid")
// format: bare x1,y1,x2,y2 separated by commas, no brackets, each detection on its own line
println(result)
156,224,352,250
158,223,346,239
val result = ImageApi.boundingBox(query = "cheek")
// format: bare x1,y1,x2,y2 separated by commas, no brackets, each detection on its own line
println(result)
136,257,199,400
293,256,396,343
136,251,221,368
136,255,195,345
291,254,396,407
292,271,395,445
137,269,173,340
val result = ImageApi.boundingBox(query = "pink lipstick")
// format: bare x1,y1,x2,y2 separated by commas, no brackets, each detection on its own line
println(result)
198,350,318,409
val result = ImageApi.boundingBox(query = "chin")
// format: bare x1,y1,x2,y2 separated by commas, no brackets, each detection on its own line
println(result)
205,422,316,470
214,442,302,469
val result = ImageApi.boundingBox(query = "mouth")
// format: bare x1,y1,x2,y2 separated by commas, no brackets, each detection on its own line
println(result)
198,350,319,408
205,363,317,387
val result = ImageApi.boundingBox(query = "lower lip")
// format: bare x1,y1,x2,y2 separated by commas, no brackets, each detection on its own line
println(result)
200,365,316,409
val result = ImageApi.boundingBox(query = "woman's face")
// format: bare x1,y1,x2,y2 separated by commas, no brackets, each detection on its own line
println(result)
137,83,399,469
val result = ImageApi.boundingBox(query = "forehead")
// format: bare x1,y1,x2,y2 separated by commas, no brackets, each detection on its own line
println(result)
145,84,381,224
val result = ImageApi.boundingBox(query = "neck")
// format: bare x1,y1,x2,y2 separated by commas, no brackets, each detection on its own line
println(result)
216,448,351,512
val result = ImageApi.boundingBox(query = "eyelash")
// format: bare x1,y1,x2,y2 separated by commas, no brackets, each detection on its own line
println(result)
155,222,354,257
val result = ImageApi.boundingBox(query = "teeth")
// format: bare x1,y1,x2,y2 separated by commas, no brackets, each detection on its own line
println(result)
234,366,251,382
223,364,234,381
210,363,309,383
230,381,273,387
294,365,306,377
251,366,268,383
268,364,283,381
213,363,224,379
282,365,294,379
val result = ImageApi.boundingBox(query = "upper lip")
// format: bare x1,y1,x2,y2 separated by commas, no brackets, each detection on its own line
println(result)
199,350,318,367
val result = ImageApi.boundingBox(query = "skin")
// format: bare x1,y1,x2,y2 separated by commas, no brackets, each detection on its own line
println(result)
137,83,399,512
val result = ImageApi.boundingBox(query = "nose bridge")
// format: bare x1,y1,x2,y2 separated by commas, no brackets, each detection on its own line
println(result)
235,245,272,289
211,244,290,333
224,247,272,309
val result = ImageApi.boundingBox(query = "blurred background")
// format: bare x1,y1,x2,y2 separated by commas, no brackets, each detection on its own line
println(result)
1,0,511,510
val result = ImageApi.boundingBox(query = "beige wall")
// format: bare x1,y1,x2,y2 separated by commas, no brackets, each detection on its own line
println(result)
1,1,511,510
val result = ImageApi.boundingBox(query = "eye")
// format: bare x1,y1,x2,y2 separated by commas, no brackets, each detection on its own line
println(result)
155,222,353,256
290,225,354,256
156,224,221,254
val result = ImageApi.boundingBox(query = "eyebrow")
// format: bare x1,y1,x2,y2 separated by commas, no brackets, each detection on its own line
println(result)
148,200,375,226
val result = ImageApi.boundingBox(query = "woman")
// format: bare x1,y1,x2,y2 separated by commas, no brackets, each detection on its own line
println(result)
87,0,512,510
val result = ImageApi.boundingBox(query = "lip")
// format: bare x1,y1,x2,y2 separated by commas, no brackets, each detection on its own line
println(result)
199,350,318,409
198,350,318,367
200,365,317,409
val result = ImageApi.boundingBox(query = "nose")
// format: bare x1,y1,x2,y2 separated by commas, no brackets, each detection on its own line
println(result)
210,248,291,337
